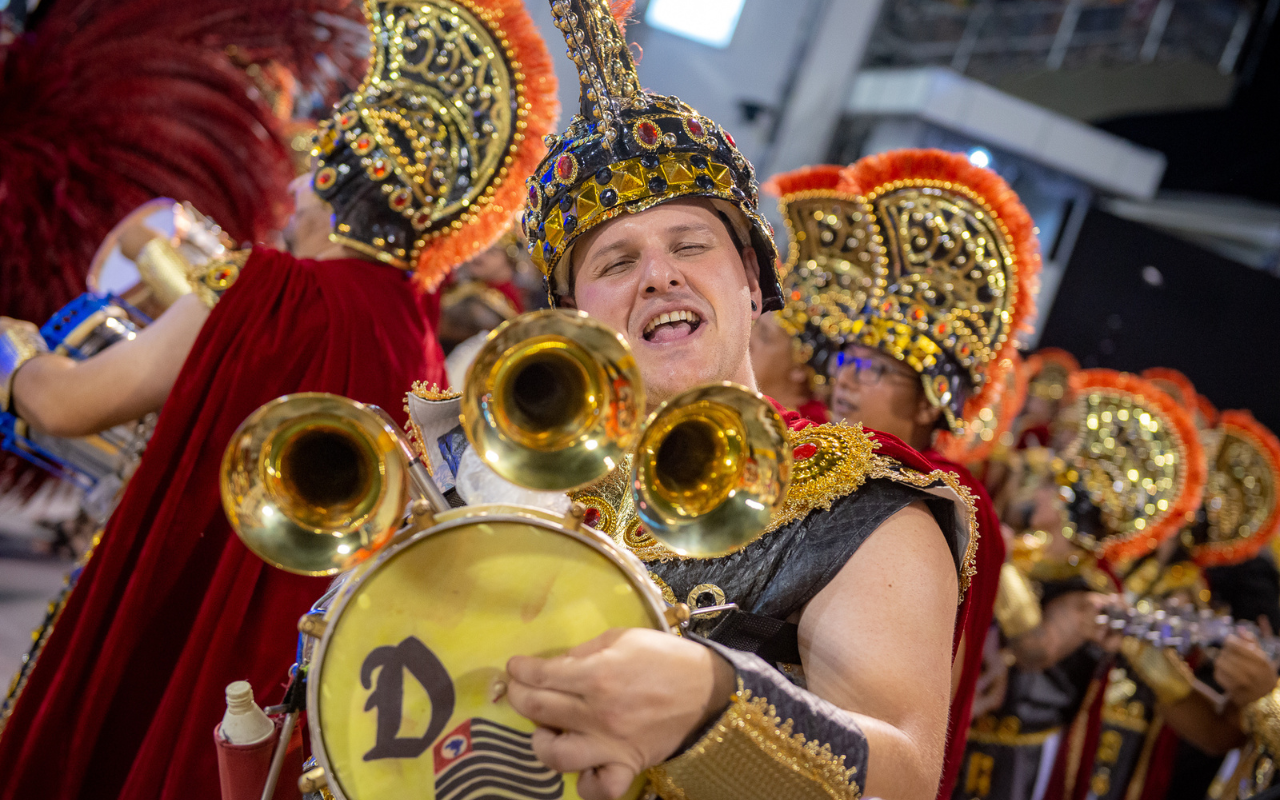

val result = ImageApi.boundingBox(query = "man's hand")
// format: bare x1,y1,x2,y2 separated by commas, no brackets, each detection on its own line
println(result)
1215,630,1278,709
506,627,736,800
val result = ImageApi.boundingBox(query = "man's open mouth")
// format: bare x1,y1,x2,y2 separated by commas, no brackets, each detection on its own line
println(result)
642,310,703,343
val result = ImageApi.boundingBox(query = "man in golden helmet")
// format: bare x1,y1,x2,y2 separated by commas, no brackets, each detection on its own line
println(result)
403,3,983,800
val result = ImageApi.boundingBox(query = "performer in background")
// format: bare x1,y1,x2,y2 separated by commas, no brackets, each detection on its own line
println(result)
408,2,979,798
749,310,829,422
0,1,556,797
763,152,1044,800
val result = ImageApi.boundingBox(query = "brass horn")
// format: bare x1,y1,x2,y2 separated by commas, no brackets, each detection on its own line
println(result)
632,383,792,557
461,309,645,492
220,393,446,575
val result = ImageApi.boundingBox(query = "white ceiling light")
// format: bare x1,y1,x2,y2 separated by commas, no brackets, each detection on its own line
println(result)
645,0,747,49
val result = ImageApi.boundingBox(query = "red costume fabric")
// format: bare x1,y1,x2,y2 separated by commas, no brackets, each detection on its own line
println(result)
0,248,445,800
796,398,830,425
925,450,1006,800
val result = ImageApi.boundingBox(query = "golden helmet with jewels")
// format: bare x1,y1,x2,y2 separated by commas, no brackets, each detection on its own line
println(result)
311,0,558,289
523,0,781,310
767,149,1042,432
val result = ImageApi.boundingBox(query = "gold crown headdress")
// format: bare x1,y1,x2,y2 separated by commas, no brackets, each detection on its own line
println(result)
522,0,780,308
763,164,887,379
1187,409,1280,567
766,150,1041,431
1057,369,1207,564
312,0,558,289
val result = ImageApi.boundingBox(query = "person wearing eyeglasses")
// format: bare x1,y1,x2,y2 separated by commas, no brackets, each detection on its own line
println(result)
765,151,1045,800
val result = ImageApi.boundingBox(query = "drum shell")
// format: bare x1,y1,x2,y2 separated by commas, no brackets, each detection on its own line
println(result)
40,293,145,360
306,504,668,800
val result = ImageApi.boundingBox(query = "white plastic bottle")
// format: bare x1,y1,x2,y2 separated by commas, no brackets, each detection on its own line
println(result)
219,680,275,745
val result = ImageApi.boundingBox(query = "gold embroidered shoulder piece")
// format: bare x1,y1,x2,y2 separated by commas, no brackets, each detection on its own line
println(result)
187,249,251,309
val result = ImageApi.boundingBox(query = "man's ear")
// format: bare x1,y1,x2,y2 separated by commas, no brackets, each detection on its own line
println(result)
740,246,763,319
913,391,944,429
558,293,578,310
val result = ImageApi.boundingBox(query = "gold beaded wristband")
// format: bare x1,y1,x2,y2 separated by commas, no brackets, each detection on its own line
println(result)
0,319,49,413
647,679,864,800
1244,681,1280,755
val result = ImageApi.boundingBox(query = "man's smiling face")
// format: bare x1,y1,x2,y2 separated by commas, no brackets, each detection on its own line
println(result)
564,199,763,409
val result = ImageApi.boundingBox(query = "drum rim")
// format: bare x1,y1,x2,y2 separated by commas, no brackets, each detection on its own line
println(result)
306,505,670,800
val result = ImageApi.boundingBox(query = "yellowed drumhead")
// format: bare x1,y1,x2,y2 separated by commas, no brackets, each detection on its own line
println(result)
312,515,663,800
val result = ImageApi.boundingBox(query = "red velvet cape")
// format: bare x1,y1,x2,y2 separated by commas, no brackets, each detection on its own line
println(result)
925,450,1006,800
0,248,445,800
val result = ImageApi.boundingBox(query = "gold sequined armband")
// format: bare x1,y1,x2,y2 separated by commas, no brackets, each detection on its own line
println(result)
134,238,195,308
1120,637,1193,706
1245,681,1280,756
647,683,863,800
186,250,250,309
994,562,1043,639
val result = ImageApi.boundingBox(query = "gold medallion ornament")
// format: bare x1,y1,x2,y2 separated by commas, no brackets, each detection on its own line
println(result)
1056,369,1207,564
766,150,1043,432
312,0,558,289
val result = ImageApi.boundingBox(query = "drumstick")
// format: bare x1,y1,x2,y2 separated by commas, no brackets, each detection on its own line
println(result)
260,710,297,800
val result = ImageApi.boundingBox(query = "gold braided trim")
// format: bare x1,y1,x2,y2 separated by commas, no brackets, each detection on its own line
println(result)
967,715,1061,747
1245,681,1280,756
187,249,250,309
648,681,862,800
573,421,978,599
767,423,875,533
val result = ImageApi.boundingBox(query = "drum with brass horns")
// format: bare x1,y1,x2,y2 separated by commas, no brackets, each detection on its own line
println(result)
220,310,794,799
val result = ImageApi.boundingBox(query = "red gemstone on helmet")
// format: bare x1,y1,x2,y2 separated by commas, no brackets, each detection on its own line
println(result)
723,128,736,148
688,118,705,137
529,183,541,205
794,443,818,461
583,508,602,528
373,160,389,179
636,121,661,147
555,153,576,181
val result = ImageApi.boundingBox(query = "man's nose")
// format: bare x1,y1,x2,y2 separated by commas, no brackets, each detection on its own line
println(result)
640,252,685,295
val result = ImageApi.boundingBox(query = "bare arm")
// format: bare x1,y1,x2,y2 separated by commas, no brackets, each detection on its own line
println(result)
798,500,958,800
1159,691,1246,756
13,293,209,437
